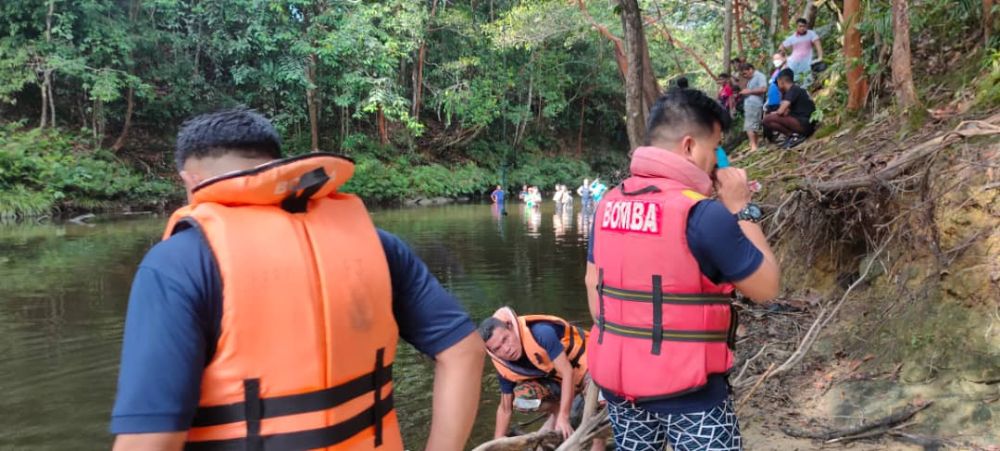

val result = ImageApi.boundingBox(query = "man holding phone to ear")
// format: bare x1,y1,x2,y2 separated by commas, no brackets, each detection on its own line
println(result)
584,88,780,450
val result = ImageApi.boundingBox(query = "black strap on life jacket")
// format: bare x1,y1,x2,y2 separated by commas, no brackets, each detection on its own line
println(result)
598,285,733,305
563,325,587,369
651,275,663,355
600,320,729,343
186,348,393,451
280,167,330,213
372,348,386,447
597,269,606,344
620,183,662,196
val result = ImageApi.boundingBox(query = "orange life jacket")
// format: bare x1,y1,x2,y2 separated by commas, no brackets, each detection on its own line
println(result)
164,153,402,451
487,307,589,387
587,147,737,402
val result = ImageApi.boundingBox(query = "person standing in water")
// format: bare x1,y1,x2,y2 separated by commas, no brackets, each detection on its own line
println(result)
491,184,506,207
109,108,484,451
589,178,608,202
577,179,593,214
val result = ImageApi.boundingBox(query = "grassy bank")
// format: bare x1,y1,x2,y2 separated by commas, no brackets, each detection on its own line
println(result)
0,124,179,220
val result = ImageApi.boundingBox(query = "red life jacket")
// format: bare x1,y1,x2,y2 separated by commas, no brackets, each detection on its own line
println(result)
587,146,737,401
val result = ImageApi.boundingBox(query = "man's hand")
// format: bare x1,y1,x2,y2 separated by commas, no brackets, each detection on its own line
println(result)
715,168,752,214
555,414,574,439
426,332,484,451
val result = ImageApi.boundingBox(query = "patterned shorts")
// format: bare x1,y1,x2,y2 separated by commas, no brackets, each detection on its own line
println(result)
606,398,742,451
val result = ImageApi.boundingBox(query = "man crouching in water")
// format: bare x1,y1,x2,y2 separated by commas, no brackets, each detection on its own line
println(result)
479,307,606,450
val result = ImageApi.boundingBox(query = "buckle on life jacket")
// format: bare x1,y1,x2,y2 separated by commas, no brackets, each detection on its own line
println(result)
280,167,330,213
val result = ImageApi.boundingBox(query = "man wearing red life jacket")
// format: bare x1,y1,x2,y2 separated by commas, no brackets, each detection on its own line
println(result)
110,109,484,451
479,307,605,450
585,89,780,450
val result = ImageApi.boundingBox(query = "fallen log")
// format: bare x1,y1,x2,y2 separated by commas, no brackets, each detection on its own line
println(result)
781,400,933,441
555,381,610,451
807,114,1000,193
470,430,562,451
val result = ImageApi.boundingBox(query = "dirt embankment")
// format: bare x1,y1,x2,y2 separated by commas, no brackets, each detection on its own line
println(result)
727,108,999,450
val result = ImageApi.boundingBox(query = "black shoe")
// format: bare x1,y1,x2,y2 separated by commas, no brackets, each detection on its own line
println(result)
781,136,793,149
786,134,807,149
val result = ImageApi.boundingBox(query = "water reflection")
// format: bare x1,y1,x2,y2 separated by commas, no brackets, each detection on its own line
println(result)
553,203,574,243
524,205,542,237
1,204,593,449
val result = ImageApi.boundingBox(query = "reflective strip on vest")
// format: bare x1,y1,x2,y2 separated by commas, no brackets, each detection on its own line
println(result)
600,284,732,305
602,321,729,342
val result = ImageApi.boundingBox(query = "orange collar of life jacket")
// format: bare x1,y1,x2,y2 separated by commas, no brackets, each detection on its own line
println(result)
189,153,355,210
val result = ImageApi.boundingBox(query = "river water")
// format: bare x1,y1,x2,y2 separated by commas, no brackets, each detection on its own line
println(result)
0,202,594,449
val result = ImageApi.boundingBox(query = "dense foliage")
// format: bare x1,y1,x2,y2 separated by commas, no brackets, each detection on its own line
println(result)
0,0,995,209
0,124,177,219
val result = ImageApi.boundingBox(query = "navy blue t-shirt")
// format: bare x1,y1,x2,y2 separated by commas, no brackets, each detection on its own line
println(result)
111,228,476,434
587,198,763,414
496,322,566,394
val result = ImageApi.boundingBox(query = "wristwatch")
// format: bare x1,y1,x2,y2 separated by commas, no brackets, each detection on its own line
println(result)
735,203,763,223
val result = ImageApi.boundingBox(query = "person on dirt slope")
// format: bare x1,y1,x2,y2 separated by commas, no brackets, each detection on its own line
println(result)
763,68,817,149
782,18,824,86
585,88,781,451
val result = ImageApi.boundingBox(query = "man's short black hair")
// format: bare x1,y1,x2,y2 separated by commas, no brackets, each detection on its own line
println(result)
174,108,282,170
719,72,731,79
676,77,689,89
740,62,755,71
645,88,731,146
797,18,809,26
777,68,796,83
478,317,508,342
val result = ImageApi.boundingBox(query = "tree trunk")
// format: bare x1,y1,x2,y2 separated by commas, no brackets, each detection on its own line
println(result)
844,0,867,111
575,0,627,79
412,0,438,118
735,0,744,56
801,0,818,27
306,53,320,151
620,0,648,150
638,30,661,109
377,104,388,145
111,87,135,151
577,93,587,156
891,0,918,109
986,0,994,46
39,0,55,129
769,0,779,54
782,0,790,30
39,69,49,129
724,0,734,74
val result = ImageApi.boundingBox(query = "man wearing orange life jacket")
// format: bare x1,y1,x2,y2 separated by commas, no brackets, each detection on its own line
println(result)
110,108,484,451
585,89,780,450
478,307,605,450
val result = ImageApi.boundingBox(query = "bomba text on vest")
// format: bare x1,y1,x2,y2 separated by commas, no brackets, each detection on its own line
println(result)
600,200,662,234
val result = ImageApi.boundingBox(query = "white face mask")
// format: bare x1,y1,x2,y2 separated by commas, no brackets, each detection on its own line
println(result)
773,59,783,68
